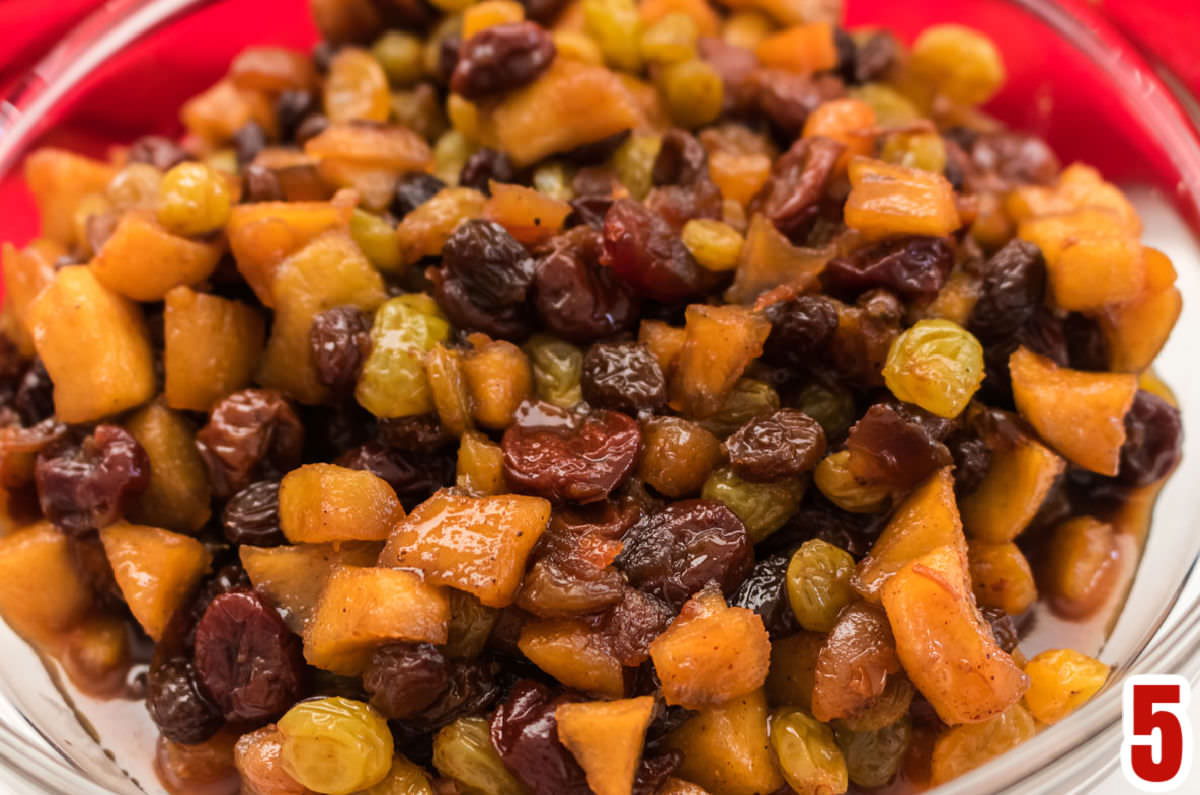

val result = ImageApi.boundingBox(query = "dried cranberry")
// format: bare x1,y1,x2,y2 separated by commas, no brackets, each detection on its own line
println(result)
725,409,827,482
195,389,304,499
146,658,224,744
14,360,54,425
730,555,800,637
600,199,710,303
761,294,839,369
502,401,641,503
1119,391,1183,486
336,442,455,509
823,236,954,299
127,136,191,171
363,643,450,719
844,403,953,491
969,240,1047,342
450,22,557,100
35,425,149,535
194,591,304,722
580,342,667,415
394,171,446,217
756,136,844,240
533,226,639,343
490,680,590,795
310,306,372,391
434,219,536,339
222,480,285,546
616,500,752,609
459,148,519,194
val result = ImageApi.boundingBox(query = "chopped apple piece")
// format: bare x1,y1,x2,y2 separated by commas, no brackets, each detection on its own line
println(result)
967,541,1037,616
90,211,224,301
664,689,785,795
1043,516,1120,619
279,464,403,543
960,427,1064,543
1100,246,1181,372
100,522,212,641
1009,346,1138,476
854,468,965,602
1007,163,1141,234
518,618,626,698
1,241,57,356
638,320,687,378
557,696,655,795
765,631,823,711
125,402,212,533
484,182,572,245
303,564,449,675
0,522,92,643
1018,208,1145,311
845,156,960,240
239,542,382,633
881,545,1028,725
649,586,770,709
379,490,550,607
24,148,116,246
930,703,1036,784
724,214,833,305
669,304,771,418
163,286,266,412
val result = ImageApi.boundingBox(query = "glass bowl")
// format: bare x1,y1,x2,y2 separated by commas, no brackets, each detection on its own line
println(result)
0,0,1198,792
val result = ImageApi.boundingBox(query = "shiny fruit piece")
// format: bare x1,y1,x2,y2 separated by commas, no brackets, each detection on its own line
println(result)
766,631,823,712
769,708,848,795
279,463,403,543
882,319,984,419
24,147,116,246
163,286,265,412
637,416,721,498
0,522,92,644
844,156,961,240
811,603,899,723
240,542,382,634
1022,648,1109,725
929,703,1035,784
234,725,310,795
433,717,529,795
664,689,785,795
0,240,57,356
724,214,834,305
279,697,393,795
556,696,655,795
462,335,534,430
484,181,572,245
91,210,224,301
1044,516,1120,620
125,402,212,533
959,428,1064,543
1018,208,1144,312
786,540,856,633
755,22,837,73
518,618,626,698
456,431,507,496
967,541,1037,616
669,304,771,418
355,294,451,419
909,24,1005,106
1100,246,1182,372
324,48,390,123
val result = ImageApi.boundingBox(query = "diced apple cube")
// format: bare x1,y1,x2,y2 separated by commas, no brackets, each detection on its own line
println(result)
669,304,771,418
519,618,626,698
163,286,265,412
664,689,785,795
0,522,92,643
24,148,116,246
279,463,403,543
960,427,1064,543
556,696,655,795
239,542,382,634
90,211,224,301
125,402,212,533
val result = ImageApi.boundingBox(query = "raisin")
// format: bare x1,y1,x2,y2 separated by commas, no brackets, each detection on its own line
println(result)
436,34,462,86
502,401,641,503
35,425,150,535
309,306,372,391
434,219,537,340
222,480,285,546
697,37,758,114
844,402,953,491
195,389,304,499
645,129,723,230
394,172,447,217
336,441,455,509
616,499,751,609
824,237,954,299
490,680,590,795
233,121,268,167
300,403,374,462
406,658,503,733
765,495,884,561
967,131,1060,187
761,294,839,369
1119,390,1183,486
450,22,557,100
459,148,519,194
14,360,54,425
633,751,683,795
147,658,224,745
518,0,572,24
580,342,666,414
730,554,800,637
849,31,899,84
968,240,1047,342
517,539,626,618
243,164,284,202
294,113,330,146
979,308,1066,405
275,89,316,140
127,135,191,171
747,68,844,139
981,606,1020,653
561,130,631,166
725,409,827,482
947,432,991,495
533,226,639,343
588,585,672,666
194,590,304,722
1064,313,1109,372
756,136,844,240
600,198,711,303
363,643,450,719
829,289,904,388
377,413,454,452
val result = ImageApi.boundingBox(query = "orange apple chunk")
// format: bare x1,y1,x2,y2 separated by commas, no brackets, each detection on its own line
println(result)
163,286,265,412
239,542,382,633
24,148,116,246
379,490,550,607
1100,246,1181,373
483,181,572,245
0,522,92,643
303,564,449,675
959,427,1064,543
557,696,655,795
519,619,626,698
1018,208,1144,311
649,586,770,709
90,211,225,301
664,689,785,795
669,304,771,418
881,545,1028,725
724,214,833,305
279,464,403,543
100,522,212,641
844,156,960,240
124,402,212,533
1009,346,1138,476
30,266,156,423
853,468,965,602
1,240,57,356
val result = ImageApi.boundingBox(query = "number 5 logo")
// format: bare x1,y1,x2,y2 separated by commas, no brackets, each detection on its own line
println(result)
1122,674,1193,791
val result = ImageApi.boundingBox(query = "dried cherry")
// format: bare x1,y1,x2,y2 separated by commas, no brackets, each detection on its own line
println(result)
35,425,150,535
195,389,304,499
725,408,827,482
490,680,590,795
844,402,953,491
533,226,639,343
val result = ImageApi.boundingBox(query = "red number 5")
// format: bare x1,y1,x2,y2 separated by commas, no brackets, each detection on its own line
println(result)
1122,674,1193,791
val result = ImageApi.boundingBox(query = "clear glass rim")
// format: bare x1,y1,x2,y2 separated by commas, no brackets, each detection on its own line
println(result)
0,0,1198,792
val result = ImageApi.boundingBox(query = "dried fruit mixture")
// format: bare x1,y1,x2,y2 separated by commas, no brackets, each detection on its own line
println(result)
0,0,1184,793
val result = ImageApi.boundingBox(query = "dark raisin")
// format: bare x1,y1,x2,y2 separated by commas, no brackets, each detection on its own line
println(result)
127,136,191,171
980,606,1020,653
755,134,844,240
222,480,285,546
533,226,639,343
300,403,374,462
969,240,1047,342
1064,313,1109,371
490,680,590,795
502,401,641,503
967,131,1060,187
948,433,991,495
35,425,149,535
362,643,450,719
14,360,53,425
633,751,683,795
294,114,331,146
377,413,454,452
587,586,672,666
242,164,284,203
275,90,316,140
193,590,304,722
697,37,758,114
450,22,557,100
336,441,455,509
517,553,626,618
434,219,536,340
600,198,710,303
645,129,723,230
730,554,800,637
761,294,839,369
146,658,224,744
405,657,502,733
232,121,268,167
309,306,372,391
560,130,631,166
436,34,462,85
572,166,620,198
844,403,953,491
823,236,954,299
616,499,752,609
979,307,1067,405
566,195,613,230
1118,390,1183,486
459,148,519,193
394,171,448,217
518,0,572,24
195,389,304,499
746,68,844,139
580,342,666,414
850,31,899,83
763,495,883,560
725,408,826,482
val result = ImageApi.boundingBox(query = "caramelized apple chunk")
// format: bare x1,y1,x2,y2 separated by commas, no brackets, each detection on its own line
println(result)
240,542,382,633
844,156,961,239
959,425,1064,543
279,464,403,543
1018,208,1144,311
1100,246,1182,372
1022,649,1109,725
125,402,212,533
1,241,57,356
164,287,266,412
556,697,656,795
24,148,116,247
664,689,785,795
669,304,771,418
518,618,627,698
90,211,224,301
0,522,92,643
